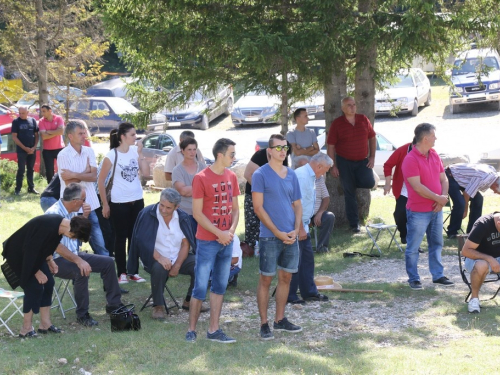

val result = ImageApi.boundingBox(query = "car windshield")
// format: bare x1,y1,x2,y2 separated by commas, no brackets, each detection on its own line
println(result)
107,99,140,114
452,56,500,75
383,74,414,89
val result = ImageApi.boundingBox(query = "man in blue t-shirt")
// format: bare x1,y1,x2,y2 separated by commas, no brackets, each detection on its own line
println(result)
11,107,39,195
252,134,303,341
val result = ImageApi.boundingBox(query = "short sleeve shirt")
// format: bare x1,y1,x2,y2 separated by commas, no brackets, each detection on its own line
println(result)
252,164,302,237
164,145,205,173
192,167,240,241
105,146,143,203
402,147,444,212
38,114,65,150
468,213,500,258
286,128,318,168
244,148,289,194
11,117,38,152
172,161,206,215
326,114,375,161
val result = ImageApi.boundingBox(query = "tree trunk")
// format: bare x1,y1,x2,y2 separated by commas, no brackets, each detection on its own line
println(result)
35,0,49,178
280,72,289,135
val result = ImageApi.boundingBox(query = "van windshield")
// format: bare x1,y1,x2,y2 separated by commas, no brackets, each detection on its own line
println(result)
452,57,500,75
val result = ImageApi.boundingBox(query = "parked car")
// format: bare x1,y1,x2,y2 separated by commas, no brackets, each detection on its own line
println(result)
69,97,166,134
85,77,132,99
255,125,397,180
0,123,42,172
156,85,233,131
478,146,500,171
10,86,83,116
375,68,431,116
290,91,325,120
449,48,500,114
231,91,281,127
0,104,17,126
138,131,213,184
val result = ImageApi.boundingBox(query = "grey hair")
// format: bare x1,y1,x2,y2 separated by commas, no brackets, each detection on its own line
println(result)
62,182,84,201
341,96,355,106
294,155,310,168
160,188,181,206
311,152,334,168
65,120,85,137
18,106,29,112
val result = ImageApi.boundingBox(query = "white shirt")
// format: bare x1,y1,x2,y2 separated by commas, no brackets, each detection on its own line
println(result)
154,207,186,264
105,146,143,203
232,235,242,269
57,144,100,211
45,200,79,259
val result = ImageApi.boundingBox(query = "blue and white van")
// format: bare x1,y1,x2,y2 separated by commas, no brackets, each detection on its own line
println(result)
449,48,500,114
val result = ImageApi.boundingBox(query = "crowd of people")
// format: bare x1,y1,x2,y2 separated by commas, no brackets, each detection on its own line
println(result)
3,96,500,342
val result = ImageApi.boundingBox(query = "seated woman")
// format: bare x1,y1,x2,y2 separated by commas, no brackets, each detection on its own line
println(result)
172,137,207,232
1,214,91,338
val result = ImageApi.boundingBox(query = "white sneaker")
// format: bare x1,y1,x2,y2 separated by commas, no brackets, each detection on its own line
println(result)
128,274,146,283
468,298,480,313
118,273,129,284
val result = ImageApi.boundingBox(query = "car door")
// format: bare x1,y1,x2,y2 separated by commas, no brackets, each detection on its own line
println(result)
375,133,396,180
413,70,426,105
90,100,121,131
141,134,163,178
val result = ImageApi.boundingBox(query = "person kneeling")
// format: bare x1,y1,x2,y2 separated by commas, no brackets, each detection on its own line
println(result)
128,188,209,320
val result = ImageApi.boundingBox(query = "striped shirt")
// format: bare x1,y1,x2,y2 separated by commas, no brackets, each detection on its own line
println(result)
449,163,498,198
314,175,329,214
45,200,79,259
57,144,100,211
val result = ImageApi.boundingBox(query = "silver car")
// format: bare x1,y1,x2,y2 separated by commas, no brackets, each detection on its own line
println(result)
231,91,281,127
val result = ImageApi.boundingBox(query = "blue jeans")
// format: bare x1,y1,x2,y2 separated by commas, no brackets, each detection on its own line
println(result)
192,240,233,301
288,234,318,301
405,210,445,283
40,196,58,212
259,237,299,276
228,266,241,283
88,210,109,256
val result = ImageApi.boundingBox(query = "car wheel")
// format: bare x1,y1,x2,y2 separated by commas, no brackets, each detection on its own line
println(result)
424,90,431,106
449,104,456,114
199,114,209,130
224,98,233,115
411,99,418,116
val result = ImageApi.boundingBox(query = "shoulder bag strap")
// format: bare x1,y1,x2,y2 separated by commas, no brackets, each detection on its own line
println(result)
106,148,119,190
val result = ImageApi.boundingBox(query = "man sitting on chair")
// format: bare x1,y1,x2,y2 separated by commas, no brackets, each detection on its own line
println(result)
128,188,209,320
462,212,500,314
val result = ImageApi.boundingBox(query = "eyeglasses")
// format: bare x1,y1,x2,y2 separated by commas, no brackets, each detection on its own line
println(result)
270,145,289,152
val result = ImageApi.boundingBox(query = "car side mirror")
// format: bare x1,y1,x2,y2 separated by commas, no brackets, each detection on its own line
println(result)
162,146,173,153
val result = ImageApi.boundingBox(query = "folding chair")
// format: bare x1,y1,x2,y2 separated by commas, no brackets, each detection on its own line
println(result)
457,234,500,303
140,283,181,315
0,288,24,336
51,279,77,319
365,220,403,255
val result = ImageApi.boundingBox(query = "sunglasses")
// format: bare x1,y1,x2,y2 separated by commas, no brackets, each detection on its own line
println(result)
270,145,289,152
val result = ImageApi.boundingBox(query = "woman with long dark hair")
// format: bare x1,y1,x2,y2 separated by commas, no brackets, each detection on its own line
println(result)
97,123,147,285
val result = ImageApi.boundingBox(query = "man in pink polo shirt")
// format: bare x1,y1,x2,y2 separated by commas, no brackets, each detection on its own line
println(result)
402,123,454,290
39,104,65,183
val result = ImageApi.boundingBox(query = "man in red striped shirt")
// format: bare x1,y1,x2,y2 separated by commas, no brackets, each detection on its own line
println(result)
327,97,376,232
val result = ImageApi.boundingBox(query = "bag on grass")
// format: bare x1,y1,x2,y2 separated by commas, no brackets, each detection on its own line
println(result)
110,304,141,332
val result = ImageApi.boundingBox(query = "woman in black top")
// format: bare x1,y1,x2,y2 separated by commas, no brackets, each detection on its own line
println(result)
2,214,91,338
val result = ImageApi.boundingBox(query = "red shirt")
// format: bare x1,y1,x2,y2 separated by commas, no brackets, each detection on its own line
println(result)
402,147,444,212
327,114,375,161
383,143,412,199
192,167,240,241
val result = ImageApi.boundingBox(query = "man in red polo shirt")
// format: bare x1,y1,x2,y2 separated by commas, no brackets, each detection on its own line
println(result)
402,123,454,290
39,104,65,183
327,97,376,233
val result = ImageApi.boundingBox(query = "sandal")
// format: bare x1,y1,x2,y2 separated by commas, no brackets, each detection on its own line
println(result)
19,330,38,338
38,325,62,334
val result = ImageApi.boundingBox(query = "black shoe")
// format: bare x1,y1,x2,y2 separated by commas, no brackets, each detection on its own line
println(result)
409,281,423,290
227,274,238,288
14,190,20,196
260,322,274,340
120,288,129,294
417,247,424,254
401,237,407,245
433,276,454,287
27,188,39,195
305,294,329,302
106,303,125,314
287,299,306,305
350,225,361,233
316,246,329,253
447,234,457,240
273,317,302,333
77,313,99,327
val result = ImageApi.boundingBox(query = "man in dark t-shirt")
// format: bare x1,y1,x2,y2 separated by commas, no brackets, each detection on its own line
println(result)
462,212,500,313
11,107,39,195
243,146,290,251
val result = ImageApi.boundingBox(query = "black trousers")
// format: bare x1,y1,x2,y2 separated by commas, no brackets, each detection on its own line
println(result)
110,199,144,275
95,203,115,256
22,262,54,314
42,148,62,183
16,151,36,192
394,195,408,242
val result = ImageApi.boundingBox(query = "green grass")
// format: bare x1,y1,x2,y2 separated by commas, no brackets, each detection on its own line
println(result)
1,188,500,374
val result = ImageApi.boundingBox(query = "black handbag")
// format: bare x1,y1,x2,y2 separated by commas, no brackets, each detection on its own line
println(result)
110,304,141,332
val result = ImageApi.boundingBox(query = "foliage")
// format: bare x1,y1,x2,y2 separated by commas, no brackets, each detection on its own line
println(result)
0,158,18,191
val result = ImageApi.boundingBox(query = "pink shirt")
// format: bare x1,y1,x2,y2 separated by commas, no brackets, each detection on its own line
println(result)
38,114,65,150
402,147,444,212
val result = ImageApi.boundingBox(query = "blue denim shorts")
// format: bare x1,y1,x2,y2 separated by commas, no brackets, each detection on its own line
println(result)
259,237,299,276
464,257,500,273
191,239,233,301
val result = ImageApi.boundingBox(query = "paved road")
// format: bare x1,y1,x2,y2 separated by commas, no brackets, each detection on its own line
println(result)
94,93,500,163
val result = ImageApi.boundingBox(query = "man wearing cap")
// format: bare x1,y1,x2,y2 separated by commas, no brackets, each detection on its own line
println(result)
445,163,500,239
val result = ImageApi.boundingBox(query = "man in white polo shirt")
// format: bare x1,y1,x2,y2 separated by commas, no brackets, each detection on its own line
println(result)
57,120,109,257
164,130,205,181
